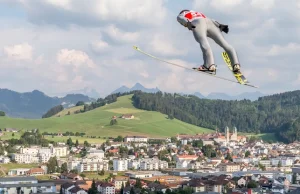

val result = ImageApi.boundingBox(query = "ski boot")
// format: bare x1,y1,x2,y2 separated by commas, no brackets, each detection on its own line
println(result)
232,64,241,74
193,64,217,75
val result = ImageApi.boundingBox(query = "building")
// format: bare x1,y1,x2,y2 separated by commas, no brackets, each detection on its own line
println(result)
218,163,240,172
26,168,45,176
87,148,105,159
124,136,148,143
8,168,30,176
175,155,198,169
11,154,39,163
113,159,128,171
0,176,56,194
77,161,109,173
121,114,134,120
97,182,115,194
112,176,129,190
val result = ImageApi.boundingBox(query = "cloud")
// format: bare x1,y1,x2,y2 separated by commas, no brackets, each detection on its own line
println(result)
267,43,300,56
104,25,140,43
8,0,168,28
3,42,33,61
250,0,275,10
90,40,110,53
57,49,96,69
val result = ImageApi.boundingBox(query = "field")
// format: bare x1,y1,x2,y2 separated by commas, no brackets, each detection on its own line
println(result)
0,95,213,138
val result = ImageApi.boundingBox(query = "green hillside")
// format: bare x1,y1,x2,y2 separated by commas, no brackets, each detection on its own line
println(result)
0,95,213,138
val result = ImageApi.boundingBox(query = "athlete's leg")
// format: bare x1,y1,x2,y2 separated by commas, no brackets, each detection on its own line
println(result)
191,18,215,69
206,18,240,71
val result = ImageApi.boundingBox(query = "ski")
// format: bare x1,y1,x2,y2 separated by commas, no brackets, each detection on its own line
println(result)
221,52,249,85
133,46,258,88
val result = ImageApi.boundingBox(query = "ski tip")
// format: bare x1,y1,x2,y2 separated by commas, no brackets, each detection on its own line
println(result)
133,46,139,50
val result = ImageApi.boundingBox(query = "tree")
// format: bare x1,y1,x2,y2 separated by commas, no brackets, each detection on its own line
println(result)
135,178,142,189
110,119,117,125
258,162,266,171
278,161,282,168
67,138,73,147
247,180,258,188
99,168,105,176
84,140,90,147
130,187,135,194
75,139,79,147
12,133,14,137
113,135,123,142
0,111,5,116
120,183,124,194
61,162,68,173
88,179,98,194
225,153,233,162
47,157,58,173
192,140,203,148
42,105,64,118
245,151,251,157
76,101,85,106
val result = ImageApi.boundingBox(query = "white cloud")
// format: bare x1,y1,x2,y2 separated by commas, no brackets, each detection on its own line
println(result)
45,0,71,10
3,43,33,61
267,43,300,56
251,0,274,10
149,34,186,56
91,40,110,53
57,49,96,69
105,25,140,43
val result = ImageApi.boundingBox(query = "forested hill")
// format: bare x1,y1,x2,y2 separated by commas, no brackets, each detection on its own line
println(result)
131,90,300,143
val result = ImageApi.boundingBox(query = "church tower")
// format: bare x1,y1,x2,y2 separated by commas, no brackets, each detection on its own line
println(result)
225,126,230,143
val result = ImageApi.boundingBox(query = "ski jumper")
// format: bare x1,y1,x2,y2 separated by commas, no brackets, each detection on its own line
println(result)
177,10,240,70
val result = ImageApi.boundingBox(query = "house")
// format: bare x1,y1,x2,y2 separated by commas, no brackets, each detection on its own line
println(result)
121,114,134,119
218,163,240,172
97,182,115,194
113,176,129,190
175,154,198,169
147,182,168,193
26,168,45,176
123,186,140,194
124,136,148,143
69,186,87,194
61,173,83,181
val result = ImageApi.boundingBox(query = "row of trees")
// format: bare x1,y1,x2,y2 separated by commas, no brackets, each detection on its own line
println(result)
131,91,300,143
42,105,64,118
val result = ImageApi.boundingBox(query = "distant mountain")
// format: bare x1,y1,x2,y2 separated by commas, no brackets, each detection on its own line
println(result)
193,92,205,99
0,89,95,119
206,92,234,100
53,87,100,99
111,83,160,94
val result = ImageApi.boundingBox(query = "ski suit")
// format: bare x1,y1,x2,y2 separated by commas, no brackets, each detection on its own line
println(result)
177,10,240,68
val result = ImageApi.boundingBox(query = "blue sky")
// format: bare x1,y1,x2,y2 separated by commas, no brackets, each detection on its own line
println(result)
0,0,300,97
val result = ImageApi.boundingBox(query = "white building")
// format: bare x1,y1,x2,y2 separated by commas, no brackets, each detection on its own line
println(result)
124,136,148,143
0,176,56,194
77,161,109,173
175,155,198,169
97,182,115,194
128,160,140,170
20,147,39,155
8,168,30,176
87,148,104,159
113,159,128,171
0,156,10,164
52,146,68,157
12,154,39,164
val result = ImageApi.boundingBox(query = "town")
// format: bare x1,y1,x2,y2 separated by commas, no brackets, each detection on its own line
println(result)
0,127,300,194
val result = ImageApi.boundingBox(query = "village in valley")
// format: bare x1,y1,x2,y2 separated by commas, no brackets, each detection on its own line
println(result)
1,126,300,194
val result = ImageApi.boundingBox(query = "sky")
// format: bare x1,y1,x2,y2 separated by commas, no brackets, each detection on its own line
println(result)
0,0,300,97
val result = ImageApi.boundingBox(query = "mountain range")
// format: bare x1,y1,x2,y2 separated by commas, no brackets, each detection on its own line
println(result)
111,83,160,94
0,83,265,119
0,89,95,119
